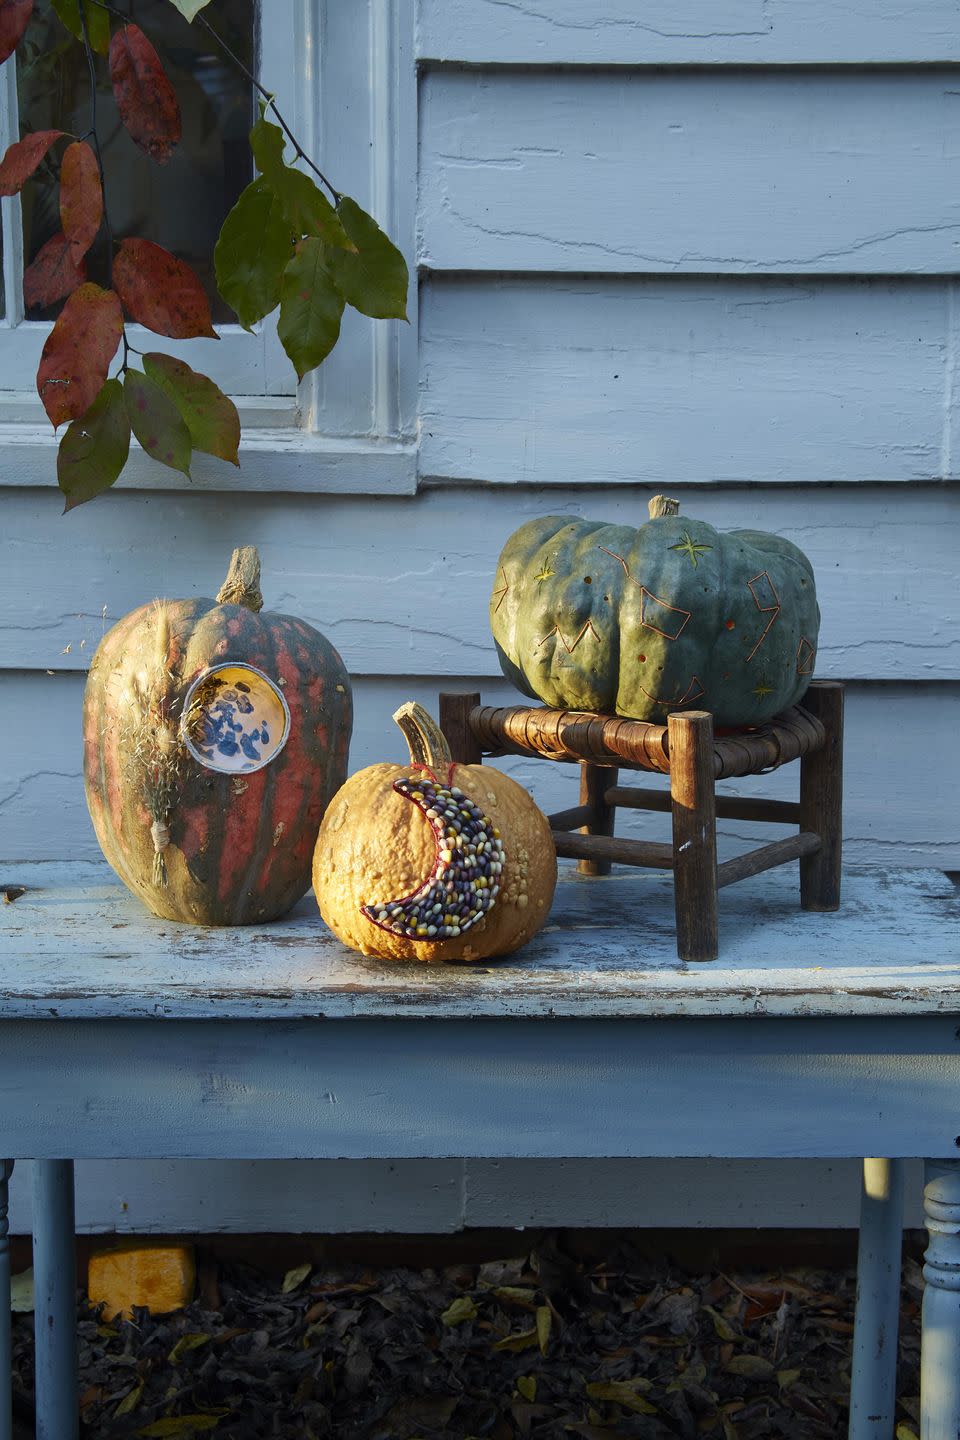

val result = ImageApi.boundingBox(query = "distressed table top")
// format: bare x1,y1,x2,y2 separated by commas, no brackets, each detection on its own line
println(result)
0,861,957,1021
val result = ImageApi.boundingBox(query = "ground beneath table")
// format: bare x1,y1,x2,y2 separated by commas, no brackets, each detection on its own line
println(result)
9,1234,922,1439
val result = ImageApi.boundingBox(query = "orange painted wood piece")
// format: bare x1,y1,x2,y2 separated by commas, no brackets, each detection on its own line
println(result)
87,1241,195,1320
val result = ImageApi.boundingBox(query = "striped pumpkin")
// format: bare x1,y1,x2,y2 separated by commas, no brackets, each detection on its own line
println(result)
83,547,352,925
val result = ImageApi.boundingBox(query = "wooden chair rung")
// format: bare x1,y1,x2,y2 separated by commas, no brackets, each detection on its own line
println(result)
716,832,821,890
547,803,596,831
605,786,802,825
552,832,675,870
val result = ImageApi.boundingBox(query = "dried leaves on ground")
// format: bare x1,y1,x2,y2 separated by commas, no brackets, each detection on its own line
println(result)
10,1237,923,1439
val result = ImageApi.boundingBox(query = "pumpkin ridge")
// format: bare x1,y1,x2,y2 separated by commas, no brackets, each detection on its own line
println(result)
227,606,280,922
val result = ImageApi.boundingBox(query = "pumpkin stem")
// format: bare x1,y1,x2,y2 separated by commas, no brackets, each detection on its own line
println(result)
216,547,264,612
649,494,681,519
393,702,454,771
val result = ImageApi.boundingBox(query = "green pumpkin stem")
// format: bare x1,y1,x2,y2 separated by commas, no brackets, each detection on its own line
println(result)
217,546,264,613
649,494,681,519
393,702,453,771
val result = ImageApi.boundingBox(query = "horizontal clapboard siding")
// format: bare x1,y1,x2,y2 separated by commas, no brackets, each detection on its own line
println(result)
421,276,953,484
3,485,956,679
418,0,960,66
419,69,960,275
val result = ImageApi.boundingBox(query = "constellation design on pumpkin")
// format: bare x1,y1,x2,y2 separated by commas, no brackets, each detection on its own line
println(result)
537,620,600,662
597,547,692,641
491,566,510,613
639,674,706,709
796,637,816,675
746,571,782,663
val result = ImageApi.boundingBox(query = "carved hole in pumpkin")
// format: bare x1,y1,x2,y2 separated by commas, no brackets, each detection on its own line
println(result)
583,576,592,584
180,662,291,776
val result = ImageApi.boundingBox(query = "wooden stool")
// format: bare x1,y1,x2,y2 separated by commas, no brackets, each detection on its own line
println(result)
439,681,843,963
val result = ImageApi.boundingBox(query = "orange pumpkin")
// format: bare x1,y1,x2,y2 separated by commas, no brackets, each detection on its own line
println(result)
313,703,556,962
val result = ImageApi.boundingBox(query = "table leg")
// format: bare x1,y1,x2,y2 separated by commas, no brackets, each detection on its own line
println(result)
31,1161,77,1440
848,1158,904,1439
921,1160,960,1440
0,1160,13,1440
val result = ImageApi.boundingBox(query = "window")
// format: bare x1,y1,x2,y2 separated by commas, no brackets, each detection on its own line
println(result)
0,0,417,491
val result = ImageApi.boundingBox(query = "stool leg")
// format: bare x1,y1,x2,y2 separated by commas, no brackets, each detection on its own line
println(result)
32,1160,77,1440
668,711,718,962
848,1158,904,1439
921,1161,960,1440
439,692,482,765
0,1160,12,1440
799,680,844,911
577,763,618,877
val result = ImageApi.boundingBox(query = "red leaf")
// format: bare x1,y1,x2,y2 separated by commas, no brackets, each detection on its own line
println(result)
0,129,63,197
109,24,181,163
23,231,87,308
113,238,217,339
0,0,33,64
60,140,103,262
36,282,123,428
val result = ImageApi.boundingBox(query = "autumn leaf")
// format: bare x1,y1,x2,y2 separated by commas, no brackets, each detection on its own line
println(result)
249,113,353,250
281,1263,311,1294
516,1376,537,1402
136,1418,224,1437
110,24,181,163
23,231,87,308
123,368,192,475
114,238,216,339
440,1296,477,1327
57,378,130,511
492,1327,539,1353
324,195,408,320
167,1332,210,1364
724,1354,775,1379
0,130,63,196
214,176,292,330
60,140,103,262
277,238,344,380
536,1304,552,1356
52,0,110,53
0,0,33,65
113,1381,144,1418
585,1380,657,1416
143,352,239,466
37,282,123,427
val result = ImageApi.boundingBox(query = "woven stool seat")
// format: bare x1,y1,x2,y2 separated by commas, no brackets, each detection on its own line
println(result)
470,701,826,781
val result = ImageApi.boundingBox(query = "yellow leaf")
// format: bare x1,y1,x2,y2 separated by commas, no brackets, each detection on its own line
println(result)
536,1304,552,1356
281,1263,312,1294
168,1333,210,1364
585,1380,657,1415
493,1286,538,1309
136,1419,224,1437
441,1296,477,1327
896,1426,920,1440
492,1327,538,1352
10,1270,33,1314
114,1382,144,1418
777,1368,802,1390
704,1305,740,1341
724,1355,775,1379
516,1376,537,1402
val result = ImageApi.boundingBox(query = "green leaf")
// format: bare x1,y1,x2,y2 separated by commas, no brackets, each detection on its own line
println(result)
535,1304,552,1356
214,176,292,331
585,1380,657,1416
58,378,131,511
724,1354,775,1379
114,1382,144,1418
324,195,408,320
123,369,192,476
165,0,214,18
52,0,111,53
168,1332,210,1364
249,114,354,251
704,1305,740,1341
515,1376,536,1403
440,1295,477,1327
10,1269,33,1313
281,1262,311,1294
136,1418,223,1437
143,353,240,466
277,238,345,380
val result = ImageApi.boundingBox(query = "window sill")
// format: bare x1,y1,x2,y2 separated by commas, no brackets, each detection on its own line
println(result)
0,410,417,496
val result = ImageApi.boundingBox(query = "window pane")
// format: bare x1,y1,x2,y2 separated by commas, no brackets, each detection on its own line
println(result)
18,0,256,323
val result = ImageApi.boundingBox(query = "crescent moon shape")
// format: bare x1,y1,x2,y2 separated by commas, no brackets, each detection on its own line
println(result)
361,774,506,941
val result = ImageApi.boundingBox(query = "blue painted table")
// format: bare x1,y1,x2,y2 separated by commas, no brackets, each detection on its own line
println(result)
1,860,959,1439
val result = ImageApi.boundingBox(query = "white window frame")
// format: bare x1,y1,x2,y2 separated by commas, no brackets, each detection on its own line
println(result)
0,0,417,495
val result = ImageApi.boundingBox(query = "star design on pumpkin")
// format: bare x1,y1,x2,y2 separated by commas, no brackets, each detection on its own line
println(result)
533,561,556,587
752,677,775,701
668,531,713,568
491,566,510,613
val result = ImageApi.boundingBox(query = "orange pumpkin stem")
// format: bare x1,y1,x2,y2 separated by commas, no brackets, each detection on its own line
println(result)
392,702,454,772
216,546,264,613
649,494,681,519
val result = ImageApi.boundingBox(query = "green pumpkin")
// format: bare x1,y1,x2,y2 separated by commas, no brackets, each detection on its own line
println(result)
490,496,820,727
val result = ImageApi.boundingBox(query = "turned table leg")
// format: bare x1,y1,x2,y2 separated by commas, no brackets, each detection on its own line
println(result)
921,1161,960,1440
32,1160,77,1440
848,1158,904,1439
668,711,718,962
0,1160,12,1440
